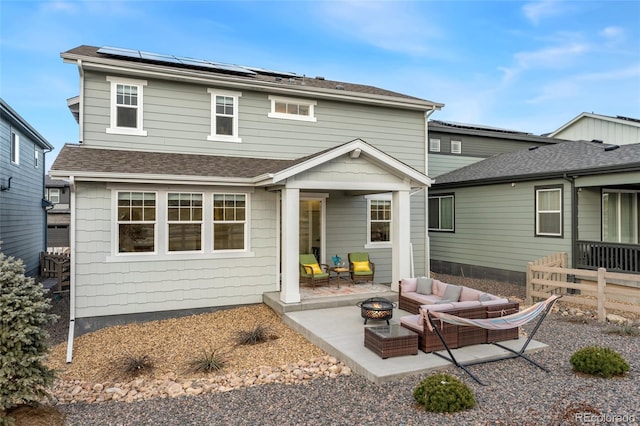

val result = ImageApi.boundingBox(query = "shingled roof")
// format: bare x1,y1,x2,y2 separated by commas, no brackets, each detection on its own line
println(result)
50,144,305,180
61,45,443,109
433,141,640,188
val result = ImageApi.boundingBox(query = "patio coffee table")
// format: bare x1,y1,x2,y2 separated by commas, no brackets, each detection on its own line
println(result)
364,324,418,359
329,266,350,288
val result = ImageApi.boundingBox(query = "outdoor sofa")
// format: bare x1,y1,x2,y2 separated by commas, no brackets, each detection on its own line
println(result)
398,277,520,352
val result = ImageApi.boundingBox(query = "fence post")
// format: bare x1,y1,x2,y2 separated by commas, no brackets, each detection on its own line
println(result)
526,262,533,305
597,268,606,322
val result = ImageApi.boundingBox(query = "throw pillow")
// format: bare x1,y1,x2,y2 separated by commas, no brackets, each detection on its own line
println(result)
441,284,463,302
303,263,322,275
416,277,433,295
352,261,371,272
479,293,493,302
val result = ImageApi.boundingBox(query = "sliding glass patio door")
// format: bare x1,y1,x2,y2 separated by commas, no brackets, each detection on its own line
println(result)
602,190,638,244
299,198,325,261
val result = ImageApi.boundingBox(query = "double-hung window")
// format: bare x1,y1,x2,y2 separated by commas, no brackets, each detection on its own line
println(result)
428,194,454,231
535,186,562,237
213,193,246,250
429,138,441,152
167,193,203,252
451,140,462,154
208,89,242,142
10,131,19,164
106,76,147,136
367,195,391,244
268,95,317,122
117,192,156,253
47,188,60,204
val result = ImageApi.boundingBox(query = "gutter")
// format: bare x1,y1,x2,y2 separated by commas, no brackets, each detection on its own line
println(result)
77,60,84,143
65,176,75,363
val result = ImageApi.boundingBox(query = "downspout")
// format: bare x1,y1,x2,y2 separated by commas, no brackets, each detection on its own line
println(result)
563,173,577,270
77,60,84,144
424,107,437,277
65,176,75,363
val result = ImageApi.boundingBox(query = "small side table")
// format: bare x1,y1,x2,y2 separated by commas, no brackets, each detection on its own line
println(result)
364,325,418,359
329,266,350,288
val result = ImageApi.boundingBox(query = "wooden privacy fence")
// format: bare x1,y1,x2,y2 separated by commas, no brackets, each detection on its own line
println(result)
40,251,71,293
527,252,640,322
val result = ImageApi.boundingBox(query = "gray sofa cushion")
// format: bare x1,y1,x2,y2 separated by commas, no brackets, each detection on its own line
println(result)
441,284,463,302
479,293,493,302
416,277,433,294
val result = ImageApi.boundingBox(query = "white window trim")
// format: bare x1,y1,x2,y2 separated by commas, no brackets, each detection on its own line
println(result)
10,131,19,164
429,138,440,152
365,194,392,248
429,194,455,231
267,95,317,122
207,89,242,143
48,188,60,204
602,189,639,244
536,187,563,237
213,193,249,252
106,76,148,136
166,192,205,254
107,186,253,261
451,140,462,154
115,191,158,255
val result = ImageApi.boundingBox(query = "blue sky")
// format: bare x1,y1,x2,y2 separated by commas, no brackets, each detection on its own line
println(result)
1,0,639,170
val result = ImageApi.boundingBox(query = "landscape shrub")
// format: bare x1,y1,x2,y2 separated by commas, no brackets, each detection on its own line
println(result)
0,253,57,417
122,353,155,377
413,373,476,413
235,323,276,345
570,345,629,378
187,345,228,373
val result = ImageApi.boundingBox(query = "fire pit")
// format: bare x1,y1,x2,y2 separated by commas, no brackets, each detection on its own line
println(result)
356,298,396,325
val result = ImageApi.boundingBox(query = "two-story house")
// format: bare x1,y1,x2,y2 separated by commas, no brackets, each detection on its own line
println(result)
50,45,444,337
1,98,54,276
548,112,640,146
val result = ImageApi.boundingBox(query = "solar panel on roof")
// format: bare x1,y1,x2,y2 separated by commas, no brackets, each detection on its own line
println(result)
97,46,141,59
244,66,299,78
139,51,182,64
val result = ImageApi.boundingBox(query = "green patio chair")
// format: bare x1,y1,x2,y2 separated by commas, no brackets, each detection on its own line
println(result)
348,252,375,283
299,254,330,288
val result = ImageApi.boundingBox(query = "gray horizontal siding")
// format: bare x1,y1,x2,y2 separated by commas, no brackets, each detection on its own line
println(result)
429,179,572,275
429,130,553,157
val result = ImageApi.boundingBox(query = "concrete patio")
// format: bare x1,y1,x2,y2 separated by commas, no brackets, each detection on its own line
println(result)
263,285,548,384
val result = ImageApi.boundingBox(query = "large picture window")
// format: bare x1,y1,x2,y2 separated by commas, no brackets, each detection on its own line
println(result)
207,89,242,142
106,76,147,136
536,186,562,237
367,196,391,244
167,193,203,252
429,194,454,231
213,193,246,250
117,192,156,252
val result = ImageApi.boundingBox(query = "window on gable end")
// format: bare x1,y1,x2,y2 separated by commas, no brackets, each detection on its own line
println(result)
106,76,147,136
268,95,317,122
207,89,242,142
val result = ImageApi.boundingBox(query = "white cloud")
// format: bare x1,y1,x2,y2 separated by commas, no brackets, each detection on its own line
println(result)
522,0,567,25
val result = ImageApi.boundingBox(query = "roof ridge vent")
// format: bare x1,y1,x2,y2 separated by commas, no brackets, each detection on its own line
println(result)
335,84,345,90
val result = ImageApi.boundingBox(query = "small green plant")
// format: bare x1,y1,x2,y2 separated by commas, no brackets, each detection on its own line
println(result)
235,323,276,345
122,353,155,377
570,346,629,378
604,325,640,337
413,373,476,413
187,346,228,373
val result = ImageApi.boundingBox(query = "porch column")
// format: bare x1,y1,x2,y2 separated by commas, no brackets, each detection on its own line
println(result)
280,187,301,303
392,189,411,291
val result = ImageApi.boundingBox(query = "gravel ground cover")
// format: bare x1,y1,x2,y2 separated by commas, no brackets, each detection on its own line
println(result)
43,275,639,425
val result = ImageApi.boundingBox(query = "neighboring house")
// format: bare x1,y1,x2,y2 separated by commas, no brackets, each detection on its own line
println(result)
45,176,71,250
428,140,640,284
50,45,444,333
0,98,54,276
428,120,558,178
548,112,640,145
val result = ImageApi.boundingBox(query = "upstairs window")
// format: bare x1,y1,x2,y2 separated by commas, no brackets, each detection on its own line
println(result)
117,191,156,253
167,193,203,252
47,188,60,204
34,148,39,168
429,194,454,231
535,186,563,237
208,89,242,142
451,140,462,154
10,131,19,164
429,138,441,152
367,195,392,245
213,193,246,250
268,95,317,122
106,76,147,136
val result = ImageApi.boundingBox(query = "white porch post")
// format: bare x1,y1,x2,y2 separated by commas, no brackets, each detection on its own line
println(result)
280,187,301,303
392,189,411,291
